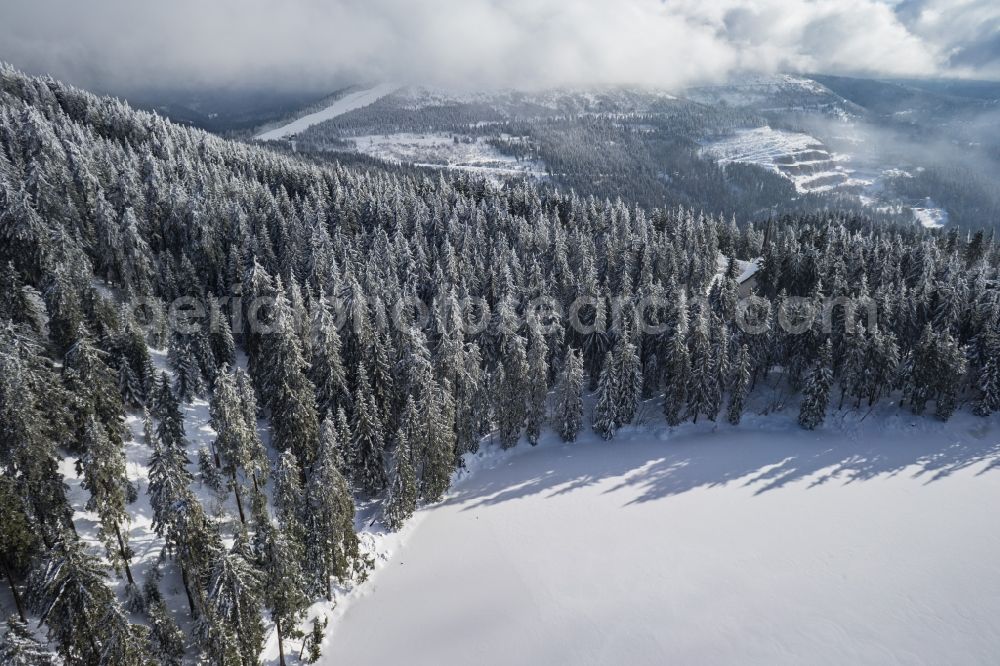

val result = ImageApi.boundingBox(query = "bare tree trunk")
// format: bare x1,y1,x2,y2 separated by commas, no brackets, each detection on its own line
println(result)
180,565,197,617
231,472,246,524
114,522,135,585
276,617,287,666
3,562,26,623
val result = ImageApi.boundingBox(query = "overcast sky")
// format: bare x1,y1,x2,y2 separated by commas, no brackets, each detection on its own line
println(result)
1,0,998,92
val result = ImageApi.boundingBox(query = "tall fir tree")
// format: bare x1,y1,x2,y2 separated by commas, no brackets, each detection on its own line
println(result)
799,340,834,430
350,367,387,493
554,347,584,442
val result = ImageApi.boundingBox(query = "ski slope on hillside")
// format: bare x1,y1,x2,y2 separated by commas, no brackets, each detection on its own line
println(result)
256,84,398,141
701,126,866,194
320,411,1000,665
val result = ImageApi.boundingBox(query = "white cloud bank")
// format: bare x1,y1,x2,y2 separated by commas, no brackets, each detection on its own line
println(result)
0,0,997,92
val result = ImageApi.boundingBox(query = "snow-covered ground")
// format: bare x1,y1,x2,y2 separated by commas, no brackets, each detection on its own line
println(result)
347,133,546,178
912,200,949,229
256,84,398,141
319,409,1000,665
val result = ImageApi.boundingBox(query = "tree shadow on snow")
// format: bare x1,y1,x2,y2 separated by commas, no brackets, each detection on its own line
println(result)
444,412,1000,510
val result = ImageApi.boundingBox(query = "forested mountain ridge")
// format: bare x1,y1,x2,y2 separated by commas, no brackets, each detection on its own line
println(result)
253,75,1000,229
2,62,1000,664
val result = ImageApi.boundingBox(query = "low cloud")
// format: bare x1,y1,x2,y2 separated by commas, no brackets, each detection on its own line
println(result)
0,0,996,93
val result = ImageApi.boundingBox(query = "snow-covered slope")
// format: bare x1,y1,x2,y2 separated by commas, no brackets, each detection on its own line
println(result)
701,126,865,194
256,84,398,141
319,411,1000,665
683,75,859,118
912,199,949,229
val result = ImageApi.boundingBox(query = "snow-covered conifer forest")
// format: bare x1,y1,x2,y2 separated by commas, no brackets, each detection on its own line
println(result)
1,61,1000,664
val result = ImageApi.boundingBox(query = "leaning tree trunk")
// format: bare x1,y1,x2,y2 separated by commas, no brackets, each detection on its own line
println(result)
180,565,197,616
114,522,135,585
231,472,246,524
2,561,26,622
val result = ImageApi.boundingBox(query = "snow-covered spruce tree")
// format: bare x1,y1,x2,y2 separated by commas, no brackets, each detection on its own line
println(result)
727,344,752,425
273,451,306,543
113,345,145,409
0,480,36,625
418,380,457,502
662,301,690,427
62,325,126,451
350,366,387,493
525,323,550,446
864,326,900,407
838,321,868,409
259,524,311,666
455,341,488,456
934,331,967,422
169,335,203,403
305,416,362,598
904,325,968,420
973,325,1000,416
309,292,350,419
686,309,717,423
384,426,418,531
144,579,186,665
591,352,617,439
798,340,834,430
28,534,140,664
554,347,584,442
581,294,610,390
613,334,642,427
209,302,237,370
234,368,269,496
496,335,529,449
265,278,321,467
96,603,150,666
0,616,58,665
201,534,264,666
210,368,256,524
78,415,136,586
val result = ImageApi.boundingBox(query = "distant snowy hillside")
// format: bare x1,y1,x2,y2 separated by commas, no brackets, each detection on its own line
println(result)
320,410,1000,666
390,85,681,117
682,74,860,118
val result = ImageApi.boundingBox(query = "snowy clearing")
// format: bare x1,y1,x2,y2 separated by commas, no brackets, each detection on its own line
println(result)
348,133,546,177
255,84,398,141
912,201,949,229
320,410,1000,666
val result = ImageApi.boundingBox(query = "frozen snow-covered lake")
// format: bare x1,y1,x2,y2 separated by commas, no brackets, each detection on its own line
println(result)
321,413,1000,665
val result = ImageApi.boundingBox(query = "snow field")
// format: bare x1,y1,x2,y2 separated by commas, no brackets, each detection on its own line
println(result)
319,407,1000,665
